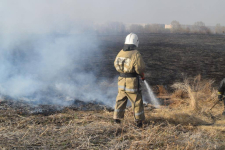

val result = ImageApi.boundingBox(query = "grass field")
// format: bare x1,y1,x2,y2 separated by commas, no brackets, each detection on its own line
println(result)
1,33,225,149
1,75,225,149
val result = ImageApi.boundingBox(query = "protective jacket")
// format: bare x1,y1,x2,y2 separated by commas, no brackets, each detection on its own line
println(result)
113,46,145,121
114,47,145,93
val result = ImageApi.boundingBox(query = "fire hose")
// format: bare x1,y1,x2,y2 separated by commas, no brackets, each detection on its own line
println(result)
210,100,220,111
210,97,224,111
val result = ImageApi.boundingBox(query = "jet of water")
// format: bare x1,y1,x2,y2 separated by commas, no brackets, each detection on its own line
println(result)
144,80,160,108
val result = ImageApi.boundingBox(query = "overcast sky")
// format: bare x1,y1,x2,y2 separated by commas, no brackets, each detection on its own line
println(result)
0,0,225,29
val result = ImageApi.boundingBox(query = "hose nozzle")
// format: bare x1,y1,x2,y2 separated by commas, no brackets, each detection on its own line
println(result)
141,73,145,81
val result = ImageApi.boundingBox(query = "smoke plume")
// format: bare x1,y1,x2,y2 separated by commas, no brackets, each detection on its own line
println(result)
0,1,117,106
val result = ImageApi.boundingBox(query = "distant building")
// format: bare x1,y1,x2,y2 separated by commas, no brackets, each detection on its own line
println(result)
124,23,147,30
165,24,172,29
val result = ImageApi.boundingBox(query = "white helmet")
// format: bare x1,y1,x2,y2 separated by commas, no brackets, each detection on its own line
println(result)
124,33,139,47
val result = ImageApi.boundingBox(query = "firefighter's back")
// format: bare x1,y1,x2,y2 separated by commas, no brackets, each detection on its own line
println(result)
114,49,138,74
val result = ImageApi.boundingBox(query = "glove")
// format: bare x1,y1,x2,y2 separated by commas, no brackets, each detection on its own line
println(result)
218,94,223,101
141,73,145,81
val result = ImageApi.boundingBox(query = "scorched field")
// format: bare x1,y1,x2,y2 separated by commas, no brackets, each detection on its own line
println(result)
1,33,225,149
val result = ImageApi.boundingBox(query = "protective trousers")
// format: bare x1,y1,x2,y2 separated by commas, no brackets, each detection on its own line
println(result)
113,89,145,121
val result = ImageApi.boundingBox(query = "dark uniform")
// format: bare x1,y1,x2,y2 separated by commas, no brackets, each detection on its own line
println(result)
218,78,225,115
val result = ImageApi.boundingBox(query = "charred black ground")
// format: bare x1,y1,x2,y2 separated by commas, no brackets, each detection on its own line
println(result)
0,99,113,116
97,33,225,86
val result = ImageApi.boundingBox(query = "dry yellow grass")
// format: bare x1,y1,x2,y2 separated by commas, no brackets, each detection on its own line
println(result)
1,105,224,149
171,75,217,111
1,75,225,149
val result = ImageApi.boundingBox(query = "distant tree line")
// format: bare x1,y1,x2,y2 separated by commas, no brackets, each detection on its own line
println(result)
94,21,225,35
95,22,126,34
170,20,211,34
129,24,170,33
215,24,225,34
94,22,169,34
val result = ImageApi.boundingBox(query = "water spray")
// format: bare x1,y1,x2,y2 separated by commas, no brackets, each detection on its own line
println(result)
143,80,160,108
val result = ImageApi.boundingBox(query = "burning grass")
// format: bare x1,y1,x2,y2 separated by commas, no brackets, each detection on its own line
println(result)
1,76,225,149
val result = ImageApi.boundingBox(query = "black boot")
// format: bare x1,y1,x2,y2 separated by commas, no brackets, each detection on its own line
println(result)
114,119,121,124
136,120,143,128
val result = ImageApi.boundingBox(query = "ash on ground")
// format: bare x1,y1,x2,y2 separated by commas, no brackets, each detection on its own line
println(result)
0,98,114,116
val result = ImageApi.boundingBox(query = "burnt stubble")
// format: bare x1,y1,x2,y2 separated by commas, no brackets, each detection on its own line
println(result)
98,33,225,86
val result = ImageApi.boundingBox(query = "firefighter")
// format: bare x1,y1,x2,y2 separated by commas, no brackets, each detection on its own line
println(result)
218,78,225,115
113,33,145,127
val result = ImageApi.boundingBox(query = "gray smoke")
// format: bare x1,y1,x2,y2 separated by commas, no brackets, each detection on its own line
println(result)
0,32,117,106
0,1,117,107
